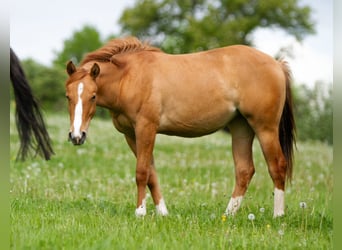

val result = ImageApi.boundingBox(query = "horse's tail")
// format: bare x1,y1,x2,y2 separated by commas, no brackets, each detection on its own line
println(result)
10,48,54,160
278,60,296,182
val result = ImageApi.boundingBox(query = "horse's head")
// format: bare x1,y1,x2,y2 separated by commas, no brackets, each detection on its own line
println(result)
65,61,99,145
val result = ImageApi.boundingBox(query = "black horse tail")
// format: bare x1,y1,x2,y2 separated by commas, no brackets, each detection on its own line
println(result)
278,60,296,182
10,48,54,160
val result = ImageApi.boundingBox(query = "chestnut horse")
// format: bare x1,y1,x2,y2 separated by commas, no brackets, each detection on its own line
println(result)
65,37,295,218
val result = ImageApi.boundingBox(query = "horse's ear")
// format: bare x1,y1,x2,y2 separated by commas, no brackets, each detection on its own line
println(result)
90,63,100,80
66,61,76,76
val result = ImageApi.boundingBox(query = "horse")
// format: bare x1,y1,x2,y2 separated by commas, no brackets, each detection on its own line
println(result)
10,48,54,160
65,37,295,218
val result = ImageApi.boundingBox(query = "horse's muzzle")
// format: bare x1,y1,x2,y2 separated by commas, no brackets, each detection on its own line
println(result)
68,131,87,145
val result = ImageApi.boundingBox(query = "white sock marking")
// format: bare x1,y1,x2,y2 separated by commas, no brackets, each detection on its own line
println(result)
135,198,147,217
155,198,168,216
273,188,285,217
73,82,84,138
225,196,243,215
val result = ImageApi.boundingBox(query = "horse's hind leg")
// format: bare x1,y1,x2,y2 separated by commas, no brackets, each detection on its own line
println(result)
225,116,255,216
256,128,287,217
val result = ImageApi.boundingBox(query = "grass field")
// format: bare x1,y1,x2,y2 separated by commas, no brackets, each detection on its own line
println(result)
10,112,333,249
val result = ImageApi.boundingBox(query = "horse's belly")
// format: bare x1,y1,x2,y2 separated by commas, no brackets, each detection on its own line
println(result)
158,104,237,137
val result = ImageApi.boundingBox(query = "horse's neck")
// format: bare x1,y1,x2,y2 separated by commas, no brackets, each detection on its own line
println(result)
95,62,122,111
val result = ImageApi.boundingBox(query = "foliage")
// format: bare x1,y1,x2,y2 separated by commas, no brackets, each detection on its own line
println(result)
293,82,333,144
53,25,104,68
18,59,67,112
10,112,333,249
119,0,315,53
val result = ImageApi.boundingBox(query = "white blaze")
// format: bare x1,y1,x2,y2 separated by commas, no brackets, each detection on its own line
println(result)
73,82,84,137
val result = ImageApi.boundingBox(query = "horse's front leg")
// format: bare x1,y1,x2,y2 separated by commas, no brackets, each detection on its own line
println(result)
148,158,168,215
126,122,168,217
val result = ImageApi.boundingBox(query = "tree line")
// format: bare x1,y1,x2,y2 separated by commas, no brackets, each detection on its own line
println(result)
11,0,332,144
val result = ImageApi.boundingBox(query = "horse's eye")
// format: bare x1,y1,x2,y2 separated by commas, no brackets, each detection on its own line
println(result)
66,95,70,101
91,95,96,101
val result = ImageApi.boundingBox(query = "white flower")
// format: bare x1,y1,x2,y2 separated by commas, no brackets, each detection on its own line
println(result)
299,201,307,209
259,207,265,213
278,229,284,236
248,213,255,221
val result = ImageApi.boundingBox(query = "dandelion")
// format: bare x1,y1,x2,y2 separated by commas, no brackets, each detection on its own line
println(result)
221,214,227,222
300,202,308,232
248,213,255,221
266,224,271,229
299,201,307,209
278,229,284,236
77,148,86,155
259,207,265,213
211,189,218,197
32,162,39,168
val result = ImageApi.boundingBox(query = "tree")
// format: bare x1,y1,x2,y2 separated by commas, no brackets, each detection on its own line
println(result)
293,82,332,144
20,59,67,111
53,25,103,68
119,0,315,53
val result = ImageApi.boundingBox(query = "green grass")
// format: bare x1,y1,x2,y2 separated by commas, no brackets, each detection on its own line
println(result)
10,112,333,249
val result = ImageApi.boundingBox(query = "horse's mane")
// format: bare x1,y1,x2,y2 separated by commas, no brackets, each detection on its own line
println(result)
80,37,160,66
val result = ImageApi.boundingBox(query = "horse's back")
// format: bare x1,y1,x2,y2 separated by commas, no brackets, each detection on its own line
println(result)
142,45,285,135
122,45,286,137
151,44,285,94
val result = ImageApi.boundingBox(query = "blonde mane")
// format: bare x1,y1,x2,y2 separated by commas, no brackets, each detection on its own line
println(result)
80,37,160,66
